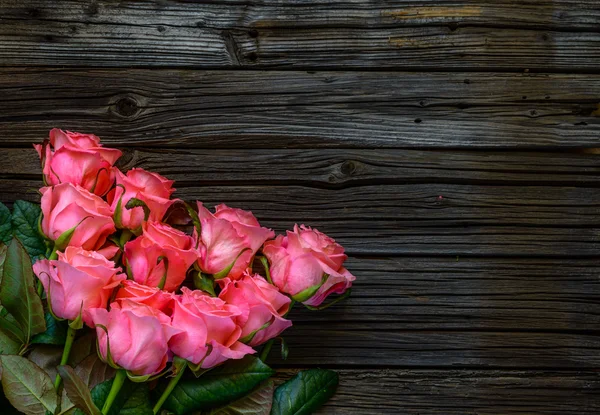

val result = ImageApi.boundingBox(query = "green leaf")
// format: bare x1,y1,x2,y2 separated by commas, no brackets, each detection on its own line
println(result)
32,311,67,345
28,344,62,380
0,239,46,346
75,377,152,415
58,365,102,415
0,244,6,285
74,354,116,391
11,201,46,260
0,354,58,415
207,380,274,415
0,309,26,353
118,382,153,415
270,369,338,415
163,356,275,415
0,203,11,245
0,383,22,415
69,333,97,367
0,330,20,355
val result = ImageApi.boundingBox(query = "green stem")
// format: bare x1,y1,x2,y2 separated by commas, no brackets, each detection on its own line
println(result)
102,369,127,415
53,325,77,390
36,280,43,297
49,246,59,260
119,229,133,248
259,339,274,362
153,363,186,414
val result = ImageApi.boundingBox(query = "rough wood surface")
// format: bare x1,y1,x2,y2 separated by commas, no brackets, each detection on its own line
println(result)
274,328,600,368
3,179,600,256
274,369,600,414
287,257,600,330
3,147,600,186
0,70,599,148
2,0,600,411
2,1,600,70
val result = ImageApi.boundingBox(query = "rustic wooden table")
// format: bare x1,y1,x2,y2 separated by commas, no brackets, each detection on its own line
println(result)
1,1,599,413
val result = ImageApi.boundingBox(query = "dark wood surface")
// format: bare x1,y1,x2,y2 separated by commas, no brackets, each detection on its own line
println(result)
1,0,599,413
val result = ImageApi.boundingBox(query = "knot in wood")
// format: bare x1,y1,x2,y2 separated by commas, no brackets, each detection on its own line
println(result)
114,96,139,117
341,160,357,175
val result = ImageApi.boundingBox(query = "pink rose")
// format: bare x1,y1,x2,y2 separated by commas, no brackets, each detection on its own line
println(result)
169,287,254,368
32,247,125,323
34,129,122,196
40,183,115,251
262,225,355,306
219,273,292,346
114,280,176,314
86,300,180,376
124,222,197,292
195,203,274,279
107,168,176,231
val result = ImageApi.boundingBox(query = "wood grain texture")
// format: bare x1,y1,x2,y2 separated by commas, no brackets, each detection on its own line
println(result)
1,69,599,148
2,0,600,70
274,369,600,414
273,327,600,368
286,257,600,330
0,146,600,185
4,147,600,187
2,0,600,410
3,178,600,256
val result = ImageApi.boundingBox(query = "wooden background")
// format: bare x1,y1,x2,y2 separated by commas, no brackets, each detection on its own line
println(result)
1,0,600,413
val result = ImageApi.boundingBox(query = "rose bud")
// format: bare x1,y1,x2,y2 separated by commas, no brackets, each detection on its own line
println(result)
40,183,115,251
86,300,181,377
124,221,198,292
32,247,125,323
114,280,176,314
219,273,292,346
262,225,355,307
195,203,274,280
34,128,122,196
169,287,254,369
107,168,176,231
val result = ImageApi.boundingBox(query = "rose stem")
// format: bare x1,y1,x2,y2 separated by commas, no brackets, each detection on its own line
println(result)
102,369,127,415
53,325,77,390
153,363,186,414
259,340,274,362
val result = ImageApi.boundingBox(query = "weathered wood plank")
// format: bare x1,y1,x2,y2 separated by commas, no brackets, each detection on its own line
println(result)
2,177,600,256
0,69,599,148
286,257,600,330
4,148,600,187
273,328,600,368
2,1,600,70
274,369,600,414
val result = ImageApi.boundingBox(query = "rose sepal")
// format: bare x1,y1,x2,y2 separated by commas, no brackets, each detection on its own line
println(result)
213,248,252,280
124,197,151,236
239,318,274,344
304,288,352,311
291,274,329,303
54,216,92,251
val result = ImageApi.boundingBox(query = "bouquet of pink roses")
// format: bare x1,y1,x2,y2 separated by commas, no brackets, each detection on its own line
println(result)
0,129,355,415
